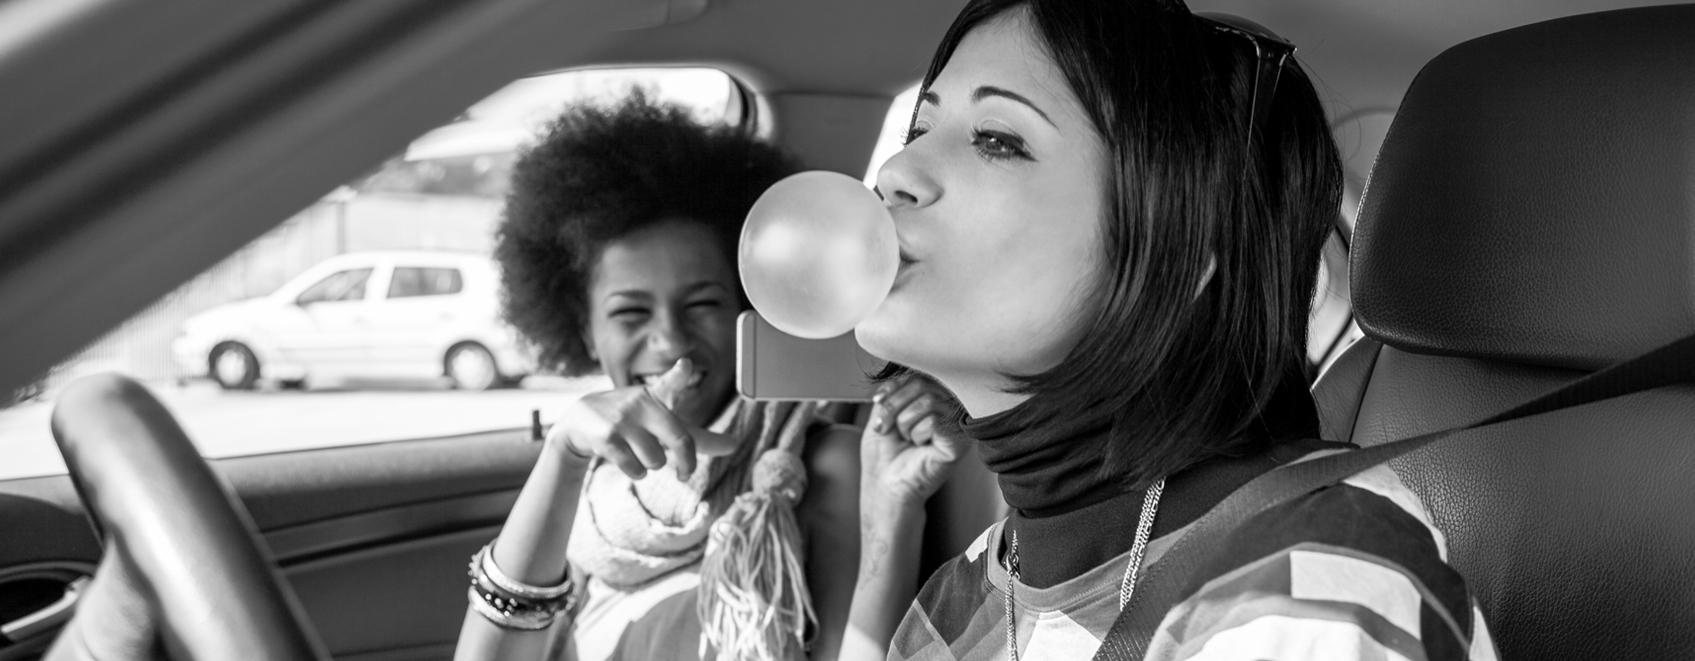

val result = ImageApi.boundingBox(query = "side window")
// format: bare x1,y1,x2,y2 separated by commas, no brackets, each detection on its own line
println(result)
862,84,922,187
296,268,373,305
0,67,733,479
388,267,463,299
1312,109,1396,376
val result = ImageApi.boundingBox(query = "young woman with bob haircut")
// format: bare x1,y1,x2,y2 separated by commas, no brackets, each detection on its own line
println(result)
842,1,1499,660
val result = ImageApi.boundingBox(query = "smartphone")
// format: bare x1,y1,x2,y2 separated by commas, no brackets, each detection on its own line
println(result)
736,311,887,401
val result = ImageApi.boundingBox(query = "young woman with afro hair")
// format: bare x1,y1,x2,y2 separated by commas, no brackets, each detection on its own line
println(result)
452,93,956,661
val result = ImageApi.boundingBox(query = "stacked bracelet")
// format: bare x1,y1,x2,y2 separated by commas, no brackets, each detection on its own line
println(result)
466,542,577,631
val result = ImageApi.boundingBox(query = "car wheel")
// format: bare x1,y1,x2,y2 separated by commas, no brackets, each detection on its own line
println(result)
209,342,259,390
445,343,498,391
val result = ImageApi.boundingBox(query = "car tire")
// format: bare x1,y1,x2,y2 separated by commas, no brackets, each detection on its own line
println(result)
445,343,499,391
209,342,259,390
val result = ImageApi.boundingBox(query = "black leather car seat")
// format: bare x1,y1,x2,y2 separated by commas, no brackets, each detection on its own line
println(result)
1311,6,1695,659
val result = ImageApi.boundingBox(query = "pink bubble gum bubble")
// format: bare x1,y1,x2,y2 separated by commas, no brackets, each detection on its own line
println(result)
739,171,898,339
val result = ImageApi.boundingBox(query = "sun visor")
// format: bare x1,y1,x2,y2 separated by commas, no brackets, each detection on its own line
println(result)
1351,5,1695,371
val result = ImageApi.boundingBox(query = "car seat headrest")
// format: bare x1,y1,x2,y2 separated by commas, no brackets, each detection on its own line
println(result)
1351,5,1695,371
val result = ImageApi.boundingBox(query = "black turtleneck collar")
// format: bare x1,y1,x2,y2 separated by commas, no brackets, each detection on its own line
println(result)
960,373,1322,518
961,404,1127,518
959,386,1337,589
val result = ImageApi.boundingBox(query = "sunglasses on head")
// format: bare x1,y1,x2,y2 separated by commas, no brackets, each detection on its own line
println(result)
1192,12,1296,159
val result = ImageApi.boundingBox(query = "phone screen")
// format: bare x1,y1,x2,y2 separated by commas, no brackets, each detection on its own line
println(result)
736,311,886,401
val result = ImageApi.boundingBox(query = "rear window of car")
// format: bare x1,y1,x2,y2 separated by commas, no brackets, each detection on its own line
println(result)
388,267,463,298
0,67,741,480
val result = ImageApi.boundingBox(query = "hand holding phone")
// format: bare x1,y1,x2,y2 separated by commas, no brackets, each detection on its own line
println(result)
862,374,967,508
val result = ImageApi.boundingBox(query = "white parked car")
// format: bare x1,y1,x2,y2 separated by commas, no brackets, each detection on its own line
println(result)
173,251,535,391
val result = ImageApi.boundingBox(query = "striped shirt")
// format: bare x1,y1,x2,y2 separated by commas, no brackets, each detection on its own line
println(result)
888,456,1499,661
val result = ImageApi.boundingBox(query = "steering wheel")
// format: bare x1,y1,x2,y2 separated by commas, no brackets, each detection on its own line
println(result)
49,374,328,660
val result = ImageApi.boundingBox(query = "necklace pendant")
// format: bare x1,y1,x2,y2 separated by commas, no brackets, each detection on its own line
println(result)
1005,529,1021,661
1003,478,1166,661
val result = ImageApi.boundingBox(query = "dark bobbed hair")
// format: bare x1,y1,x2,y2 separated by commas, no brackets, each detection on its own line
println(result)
495,92,801,375
917,0,1343,488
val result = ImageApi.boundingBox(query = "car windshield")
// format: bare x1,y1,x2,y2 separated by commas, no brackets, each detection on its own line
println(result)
0,67,744,481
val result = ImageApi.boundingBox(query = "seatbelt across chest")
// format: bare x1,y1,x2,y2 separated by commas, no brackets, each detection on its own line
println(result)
1091,332,1695,661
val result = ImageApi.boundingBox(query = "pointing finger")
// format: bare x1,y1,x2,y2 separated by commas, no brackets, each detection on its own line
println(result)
601,436,648,480
616,424,667,471
635,396,697,479
646,358,693,411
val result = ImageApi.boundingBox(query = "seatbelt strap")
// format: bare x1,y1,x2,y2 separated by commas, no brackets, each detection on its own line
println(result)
1092,332,1695,661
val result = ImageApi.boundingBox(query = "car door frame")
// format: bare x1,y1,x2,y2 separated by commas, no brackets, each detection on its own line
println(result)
366,260,470,379
273,261,388,376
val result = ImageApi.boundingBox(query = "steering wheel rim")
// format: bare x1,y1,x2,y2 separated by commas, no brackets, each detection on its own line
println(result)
50,374,329,660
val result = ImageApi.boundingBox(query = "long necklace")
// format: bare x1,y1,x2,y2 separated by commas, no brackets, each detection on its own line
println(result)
1004,478,1165,661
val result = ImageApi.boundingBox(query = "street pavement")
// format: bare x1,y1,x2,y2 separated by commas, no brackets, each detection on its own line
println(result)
0,375,611,480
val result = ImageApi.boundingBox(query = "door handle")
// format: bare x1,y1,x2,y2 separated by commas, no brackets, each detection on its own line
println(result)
1,576,89,642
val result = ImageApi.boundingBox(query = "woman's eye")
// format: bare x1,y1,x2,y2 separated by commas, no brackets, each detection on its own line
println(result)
971,129,1031,161
610,309,649,323
902,124,931,146
687,299,722,312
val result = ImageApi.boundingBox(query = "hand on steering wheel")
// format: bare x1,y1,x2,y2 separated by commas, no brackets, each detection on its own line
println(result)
45,374,328,661
46,546,158,661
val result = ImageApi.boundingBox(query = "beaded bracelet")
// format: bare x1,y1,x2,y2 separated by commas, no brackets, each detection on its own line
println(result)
466,542,576,631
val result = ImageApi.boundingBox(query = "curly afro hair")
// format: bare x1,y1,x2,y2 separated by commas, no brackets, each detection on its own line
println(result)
495,92,801,375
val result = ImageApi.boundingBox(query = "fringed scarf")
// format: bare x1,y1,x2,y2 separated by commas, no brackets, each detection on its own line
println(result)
565,397,823,661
